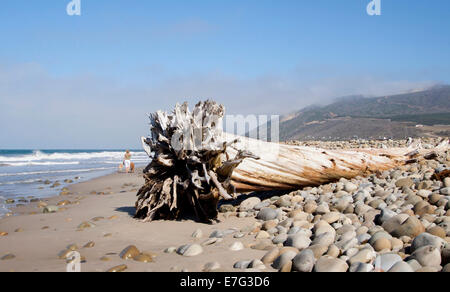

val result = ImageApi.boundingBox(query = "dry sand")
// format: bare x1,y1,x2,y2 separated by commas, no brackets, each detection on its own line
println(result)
0,170,271,272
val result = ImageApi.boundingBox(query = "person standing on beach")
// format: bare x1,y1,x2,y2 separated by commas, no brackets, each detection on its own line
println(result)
123,150,132,173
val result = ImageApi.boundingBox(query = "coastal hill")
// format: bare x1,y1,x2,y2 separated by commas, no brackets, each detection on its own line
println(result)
276,85,450,141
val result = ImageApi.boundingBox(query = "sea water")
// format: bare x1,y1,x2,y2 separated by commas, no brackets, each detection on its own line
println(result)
0,150,150,217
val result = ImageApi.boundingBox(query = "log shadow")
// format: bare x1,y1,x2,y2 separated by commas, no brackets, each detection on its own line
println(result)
217,190,293,208
115,206,136,217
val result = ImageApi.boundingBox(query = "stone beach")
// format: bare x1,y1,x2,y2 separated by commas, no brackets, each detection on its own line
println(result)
0,137,449,272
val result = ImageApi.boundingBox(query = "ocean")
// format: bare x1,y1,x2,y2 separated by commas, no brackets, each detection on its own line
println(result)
0,149,150,217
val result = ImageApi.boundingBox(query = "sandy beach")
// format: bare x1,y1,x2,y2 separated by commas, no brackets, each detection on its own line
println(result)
0,169,271,272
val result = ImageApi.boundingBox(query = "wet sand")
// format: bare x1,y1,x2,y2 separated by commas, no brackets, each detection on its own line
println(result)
0,170,270,272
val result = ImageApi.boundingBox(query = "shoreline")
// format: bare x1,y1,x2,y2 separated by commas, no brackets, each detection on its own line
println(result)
0,169,268,272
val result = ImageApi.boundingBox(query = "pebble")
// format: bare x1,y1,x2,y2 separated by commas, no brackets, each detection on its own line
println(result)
314,256,349,272
203,262,221,272
43,205,59,213
409,245,442,267
261,247,279,264
134,253,154,263
0,232,8,236
191,229,203,238
120,245,140,260
229,241,244,251
285,233,311,250
272,250,296,270
240,197,261,211
349,262,373,272
348,248,376,265
77,221,95,229
107,264,128,272
83,241,95,248
234,260,251,269
164,247,176,254
1,254,16,260
387,261,414,272
292,249,315,272
374,253,402,272
321,212,341,224
209,230,224,238
257,208,278,221
176,244,203,257
373,238,392,251
410,232,445,252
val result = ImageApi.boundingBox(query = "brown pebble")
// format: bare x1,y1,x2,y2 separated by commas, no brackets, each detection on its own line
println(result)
83,241,95,248
107,264,127,272
0,232,8,236
92,216,105,222
373,238,392,252
57,200,71,206
427,226,446,239
104,233,112,237
14,228,24,233
133,253,154,263
1,254,16,260
41,226,49,230
108,215,118,220
120,245,140,260
100,256,111,261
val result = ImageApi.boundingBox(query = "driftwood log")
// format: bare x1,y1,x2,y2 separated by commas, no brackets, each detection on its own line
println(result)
135,100,449,223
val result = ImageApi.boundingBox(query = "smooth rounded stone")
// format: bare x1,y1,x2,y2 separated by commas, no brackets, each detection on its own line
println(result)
107,264,128,272
261,247,280,264
441,187,450,195
234,232,245,239
78,221,95,229
229,241,244,251
203,262,221,272
348,248,376,265
387,261,414,272
292,249,315,272
344,182,358,193
356,226,369,236
443,263,450,272
1,254,16,260
321,212,341,224
377,208,397,225
262,219,278,231
275,197,291,208
303,202,317,214
248,259,266,270
336,238,358,251
120,245,140,260
209,230,224,238
368,231,392,247
257,208,279,221
326,244,340,258
83,241,95,248
345,248,359,258
411,232,445,252
43,205,59,213
444,178,450,188
308,244,329,259
285,233,311,250
426,226,446,239
134,253,154,263
336,224,356,235
314,256,349,272
311,232,335,247
349,262,373,272
191,229,203,238
395,178,414,188
406,259,422,271
392,216,426,238
164,247,176,254
254,201,270,210
339,230,357,242
272,234,288,245
240,197,261,211
315,203,330,215
255,231,270,239
219,204,236,213
410,245,441,267
288,209,309,221
357,233,371,244
278,218,293,229
0,231,8,237
176,244,203,257
390,238,404,251
373,238,392,252
374,253,402,272
234,260,252,269
251,239,273,250
314,222,335,237
272,250,297,270
438,222,450,236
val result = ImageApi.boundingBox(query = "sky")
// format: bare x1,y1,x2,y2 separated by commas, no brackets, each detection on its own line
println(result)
0,0,449,149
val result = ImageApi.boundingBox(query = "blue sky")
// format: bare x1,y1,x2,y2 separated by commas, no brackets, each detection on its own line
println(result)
1,0,449,148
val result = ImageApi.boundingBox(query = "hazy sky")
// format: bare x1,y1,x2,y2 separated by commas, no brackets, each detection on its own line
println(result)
1,0,449,149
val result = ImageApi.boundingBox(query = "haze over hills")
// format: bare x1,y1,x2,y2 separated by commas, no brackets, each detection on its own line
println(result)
273,85,450,141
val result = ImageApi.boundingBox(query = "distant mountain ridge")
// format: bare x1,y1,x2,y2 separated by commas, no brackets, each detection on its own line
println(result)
276,85,450,141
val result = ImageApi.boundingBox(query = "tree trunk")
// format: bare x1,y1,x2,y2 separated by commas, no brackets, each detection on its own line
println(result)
135,100,448,223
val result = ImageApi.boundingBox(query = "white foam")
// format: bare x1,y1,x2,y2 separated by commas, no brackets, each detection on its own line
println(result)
0,150,149,163
0,167,116,177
